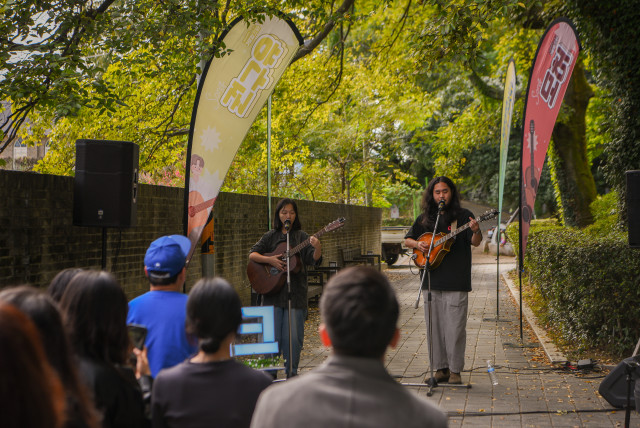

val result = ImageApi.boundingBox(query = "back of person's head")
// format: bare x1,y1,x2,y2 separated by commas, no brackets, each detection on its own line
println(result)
186,277,242,354
320,266,399,359
48,267,83,302
0,286,71,378
59,270,129,366
0,303,66,428
144,234,191,286
0,285,99,428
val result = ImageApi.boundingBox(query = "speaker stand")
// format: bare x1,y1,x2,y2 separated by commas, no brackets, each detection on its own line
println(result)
101,228,107,270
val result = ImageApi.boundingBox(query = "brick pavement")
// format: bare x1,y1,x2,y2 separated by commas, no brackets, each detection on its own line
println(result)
298,250,637,427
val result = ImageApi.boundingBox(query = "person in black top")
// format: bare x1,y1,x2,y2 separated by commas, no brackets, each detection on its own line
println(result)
151,277,272,428
0,285,100,428
60,271,150,428
249,198,322,377
404,176,481,385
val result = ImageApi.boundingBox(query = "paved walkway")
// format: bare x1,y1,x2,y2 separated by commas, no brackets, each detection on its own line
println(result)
298,249,637,427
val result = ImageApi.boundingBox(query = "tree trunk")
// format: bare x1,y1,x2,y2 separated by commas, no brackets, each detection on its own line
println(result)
549,59,597,227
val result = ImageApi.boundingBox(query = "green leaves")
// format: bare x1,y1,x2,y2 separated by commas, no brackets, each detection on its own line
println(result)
510,208,640,358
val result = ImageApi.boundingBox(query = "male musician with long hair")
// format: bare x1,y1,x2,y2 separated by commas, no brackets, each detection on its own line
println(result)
404,176,481,385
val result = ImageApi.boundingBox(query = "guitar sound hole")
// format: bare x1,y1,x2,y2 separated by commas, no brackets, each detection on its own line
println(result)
269,267,280,276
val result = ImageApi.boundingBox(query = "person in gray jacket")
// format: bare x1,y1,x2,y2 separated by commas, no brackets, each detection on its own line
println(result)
251,266,448,428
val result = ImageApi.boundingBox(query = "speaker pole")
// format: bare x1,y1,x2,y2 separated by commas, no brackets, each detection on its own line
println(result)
102,228,107,270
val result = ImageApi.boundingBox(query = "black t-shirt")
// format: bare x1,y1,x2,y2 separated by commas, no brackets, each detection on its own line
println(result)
77,358,147,428
249,229,321,309
405,208,475,292
152,359,273,428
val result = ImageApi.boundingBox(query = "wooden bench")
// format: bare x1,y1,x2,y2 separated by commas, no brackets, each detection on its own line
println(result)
339,247,381,271
306,261,342,302
338,248,368,268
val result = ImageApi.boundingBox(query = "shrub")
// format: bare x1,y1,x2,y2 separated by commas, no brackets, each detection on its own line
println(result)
505,199,640,357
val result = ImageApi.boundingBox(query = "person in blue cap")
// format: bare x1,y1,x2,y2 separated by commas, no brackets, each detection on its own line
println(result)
127,235,198,378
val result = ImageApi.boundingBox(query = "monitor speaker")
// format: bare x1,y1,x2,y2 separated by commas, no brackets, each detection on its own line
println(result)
627,170,640,248
73,139,139,228
599,356,638,409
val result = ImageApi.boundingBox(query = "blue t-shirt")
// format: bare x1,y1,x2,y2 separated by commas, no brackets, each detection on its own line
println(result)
127,290,198,377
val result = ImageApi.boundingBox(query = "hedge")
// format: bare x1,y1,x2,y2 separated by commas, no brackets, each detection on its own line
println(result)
506,217,640,357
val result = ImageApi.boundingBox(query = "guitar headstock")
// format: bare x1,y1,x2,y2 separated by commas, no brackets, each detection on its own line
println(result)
479,210,499,222
325,217,346,232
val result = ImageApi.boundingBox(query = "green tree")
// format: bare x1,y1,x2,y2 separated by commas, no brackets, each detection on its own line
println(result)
405,1,600,226
561,1,640,222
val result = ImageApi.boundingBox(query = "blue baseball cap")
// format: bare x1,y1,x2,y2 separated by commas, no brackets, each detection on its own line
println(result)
144,235,191,279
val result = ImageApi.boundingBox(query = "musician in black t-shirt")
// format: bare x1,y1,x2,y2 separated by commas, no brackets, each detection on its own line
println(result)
249,198,322,377
404,176,481,385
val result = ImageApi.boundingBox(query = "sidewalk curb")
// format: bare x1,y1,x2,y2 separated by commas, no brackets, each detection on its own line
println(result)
501,270,568,364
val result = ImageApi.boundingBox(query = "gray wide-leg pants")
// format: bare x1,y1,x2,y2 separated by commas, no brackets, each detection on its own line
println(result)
423,290,468,373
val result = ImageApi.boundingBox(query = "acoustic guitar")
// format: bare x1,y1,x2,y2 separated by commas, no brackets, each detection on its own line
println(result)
412,210,498,270
247,218,346,295
187,191,216,236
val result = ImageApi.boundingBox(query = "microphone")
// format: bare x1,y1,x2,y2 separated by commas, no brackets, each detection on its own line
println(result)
438,199,445,211
284,219,291,231
410,253,418,260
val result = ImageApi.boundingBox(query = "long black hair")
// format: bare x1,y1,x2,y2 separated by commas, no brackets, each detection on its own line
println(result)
47,267,83,303
420,176,462,230
59,271,130,365
0,286,99,428
272,198,302,232
186,277,242,354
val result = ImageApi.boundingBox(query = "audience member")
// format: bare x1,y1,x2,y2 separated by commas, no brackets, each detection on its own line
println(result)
0,303,66,428
48,267,83,302
251,266,448,428
0,285,100,428
60,270,149,428
128,235,198,377
152,277,272,428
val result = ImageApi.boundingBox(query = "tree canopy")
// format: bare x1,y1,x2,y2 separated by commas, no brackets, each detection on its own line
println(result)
2,0,637,226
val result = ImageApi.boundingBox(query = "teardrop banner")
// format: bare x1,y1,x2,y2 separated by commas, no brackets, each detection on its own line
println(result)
519,18,580,262
498,59,517,232
492,58,516,321
183,14,303,263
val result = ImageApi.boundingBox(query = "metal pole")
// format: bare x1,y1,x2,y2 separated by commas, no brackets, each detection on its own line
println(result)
267,95,272,230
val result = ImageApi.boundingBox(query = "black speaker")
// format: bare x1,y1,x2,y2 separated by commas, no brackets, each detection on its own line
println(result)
73,139,139,228
627,171,640,248
599,356,638,409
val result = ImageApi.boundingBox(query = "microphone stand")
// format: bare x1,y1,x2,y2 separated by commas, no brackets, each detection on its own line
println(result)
284,221,293,379
420,205,441,397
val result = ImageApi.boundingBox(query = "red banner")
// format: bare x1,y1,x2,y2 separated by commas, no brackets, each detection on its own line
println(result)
520,18,580,260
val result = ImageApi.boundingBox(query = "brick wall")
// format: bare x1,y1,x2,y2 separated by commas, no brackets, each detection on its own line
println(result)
210,193,382,302
0,170,202,299
0,171,381,304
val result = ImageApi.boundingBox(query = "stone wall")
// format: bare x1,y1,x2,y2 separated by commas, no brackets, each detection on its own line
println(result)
0,170,381,304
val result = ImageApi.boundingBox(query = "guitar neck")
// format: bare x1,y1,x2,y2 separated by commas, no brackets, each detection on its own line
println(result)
194,198,216,213
434,220,475,247
530,121,535,180
288,228,327,257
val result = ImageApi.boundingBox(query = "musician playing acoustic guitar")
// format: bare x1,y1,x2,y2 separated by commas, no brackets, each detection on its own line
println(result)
404,176,481,385
249,198,322,378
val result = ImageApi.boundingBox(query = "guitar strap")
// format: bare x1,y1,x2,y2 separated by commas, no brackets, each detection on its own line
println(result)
451,220,457,232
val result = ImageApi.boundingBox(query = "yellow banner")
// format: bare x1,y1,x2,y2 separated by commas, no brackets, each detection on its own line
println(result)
185,15,303,260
